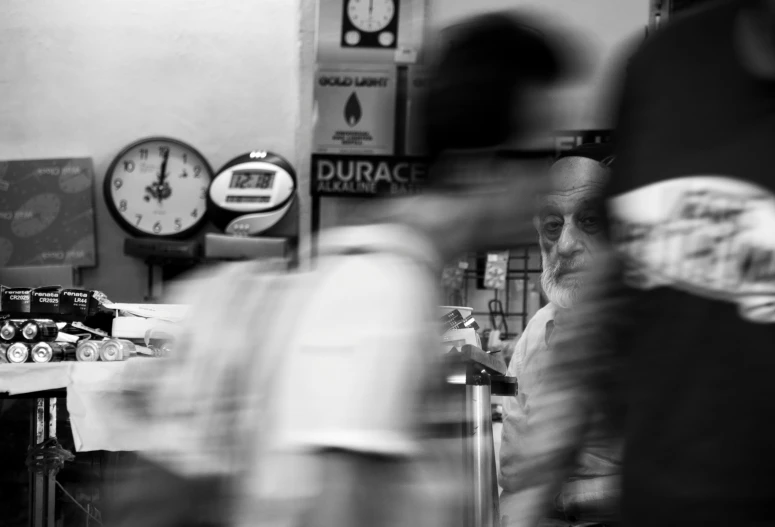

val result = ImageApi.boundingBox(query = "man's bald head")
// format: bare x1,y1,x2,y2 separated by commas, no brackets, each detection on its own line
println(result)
537,144,612,309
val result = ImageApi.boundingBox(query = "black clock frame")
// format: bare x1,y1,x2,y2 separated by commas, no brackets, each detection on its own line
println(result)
207,151,297,232
340,0,400,50
103,136,214,240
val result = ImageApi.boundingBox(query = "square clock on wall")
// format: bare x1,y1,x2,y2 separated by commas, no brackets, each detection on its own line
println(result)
341,0,400,49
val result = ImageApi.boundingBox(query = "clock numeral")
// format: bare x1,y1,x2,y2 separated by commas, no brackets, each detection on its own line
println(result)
182,154,187,164
113,179,123,190
191,209,199,219
193,166,202,178
158,146,169,157
174,218,182,231
200,189,207,200
179,170,188,178
119,199,127,212
153,221,162,234
139,149,149,160
123,161,135,172
135,214,142,226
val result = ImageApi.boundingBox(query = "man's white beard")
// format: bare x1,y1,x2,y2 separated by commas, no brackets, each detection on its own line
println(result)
540,256,584,309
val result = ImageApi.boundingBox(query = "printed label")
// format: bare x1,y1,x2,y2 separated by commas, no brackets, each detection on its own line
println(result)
314,66,396,155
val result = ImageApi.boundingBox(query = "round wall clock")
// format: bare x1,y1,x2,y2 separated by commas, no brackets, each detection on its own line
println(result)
104,137,213,238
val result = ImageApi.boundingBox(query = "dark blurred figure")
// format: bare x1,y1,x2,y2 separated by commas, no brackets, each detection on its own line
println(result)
107,11,580,527
590,0,775,525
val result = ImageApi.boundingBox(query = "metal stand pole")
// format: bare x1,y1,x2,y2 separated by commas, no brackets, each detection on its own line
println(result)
29,397,57,527
467,369,495,527
47,398,57,527
146,263,164,302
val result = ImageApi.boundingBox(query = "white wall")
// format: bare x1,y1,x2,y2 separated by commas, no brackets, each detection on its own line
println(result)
0,0,304,301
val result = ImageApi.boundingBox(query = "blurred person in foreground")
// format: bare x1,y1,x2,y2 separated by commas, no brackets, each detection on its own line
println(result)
499,144,622,527
107,12,581,527
605,0,775,524
522,1,775,526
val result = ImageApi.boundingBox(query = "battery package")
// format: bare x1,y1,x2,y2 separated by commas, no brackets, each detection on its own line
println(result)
440,309,467,332
31,286,62,315
484,251,509,290
59,289,95,318
2,288,32,315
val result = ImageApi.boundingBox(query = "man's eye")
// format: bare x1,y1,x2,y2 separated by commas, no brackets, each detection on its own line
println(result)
544,221,562,233
580,217,601,230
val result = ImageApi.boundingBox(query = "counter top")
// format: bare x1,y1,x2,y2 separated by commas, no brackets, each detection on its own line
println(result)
0,358,162,452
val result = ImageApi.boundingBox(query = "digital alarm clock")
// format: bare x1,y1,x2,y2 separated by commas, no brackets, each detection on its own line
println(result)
207,151,296,236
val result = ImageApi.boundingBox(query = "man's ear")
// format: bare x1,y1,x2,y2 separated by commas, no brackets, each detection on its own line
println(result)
533,215,541,234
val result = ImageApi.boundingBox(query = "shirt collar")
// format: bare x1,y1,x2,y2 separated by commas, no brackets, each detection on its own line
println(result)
545,319,556,348
542,303,560,348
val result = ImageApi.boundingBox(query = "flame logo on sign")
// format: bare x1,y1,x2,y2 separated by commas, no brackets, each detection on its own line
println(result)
344,92,362,127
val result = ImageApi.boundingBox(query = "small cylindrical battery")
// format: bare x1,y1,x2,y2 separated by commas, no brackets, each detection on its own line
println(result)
99,339,128,362
21,320,58,342
149,341,172,358
75,340,101,362
119,339,136,357
31,342,76,363
7,342,30,363
0,343,10,363
0,320,18,341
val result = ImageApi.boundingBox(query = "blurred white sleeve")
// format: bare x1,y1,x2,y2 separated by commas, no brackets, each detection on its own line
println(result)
268,254,435,457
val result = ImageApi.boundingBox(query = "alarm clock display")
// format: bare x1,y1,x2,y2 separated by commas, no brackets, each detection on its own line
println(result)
341,0,400,49
208,151,296,236
104,137,213,238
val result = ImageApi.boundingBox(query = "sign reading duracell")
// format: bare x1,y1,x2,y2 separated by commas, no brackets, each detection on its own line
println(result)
311,154,428,197
314,66,396,155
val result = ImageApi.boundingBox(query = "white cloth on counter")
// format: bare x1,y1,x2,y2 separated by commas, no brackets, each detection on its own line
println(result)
0,358,162,452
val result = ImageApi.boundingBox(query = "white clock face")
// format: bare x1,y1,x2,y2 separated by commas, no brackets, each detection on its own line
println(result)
347,0,395,33
107,139,211,237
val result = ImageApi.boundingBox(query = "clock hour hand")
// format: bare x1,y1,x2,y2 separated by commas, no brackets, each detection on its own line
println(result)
157,149,170,204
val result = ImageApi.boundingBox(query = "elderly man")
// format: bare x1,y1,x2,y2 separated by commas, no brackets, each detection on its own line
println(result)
499,143,621,527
